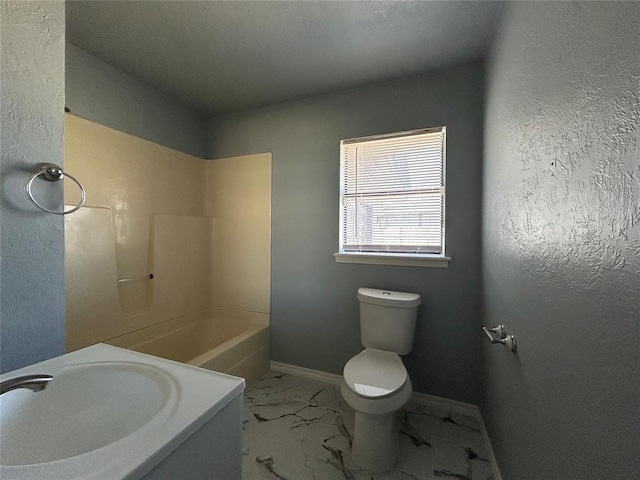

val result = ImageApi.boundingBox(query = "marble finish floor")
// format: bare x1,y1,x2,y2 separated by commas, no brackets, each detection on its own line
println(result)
243,372,494,480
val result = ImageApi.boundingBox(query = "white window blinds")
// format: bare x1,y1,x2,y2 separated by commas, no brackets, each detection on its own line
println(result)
339,127,446,255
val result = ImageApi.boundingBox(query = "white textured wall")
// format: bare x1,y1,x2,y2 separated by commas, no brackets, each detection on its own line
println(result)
0,1,66,372
483,2,640,478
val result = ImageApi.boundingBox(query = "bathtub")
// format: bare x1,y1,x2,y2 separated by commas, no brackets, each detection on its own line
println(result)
107,308,270,386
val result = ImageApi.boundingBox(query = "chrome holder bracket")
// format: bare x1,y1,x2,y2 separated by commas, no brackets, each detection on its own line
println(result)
483,325,517,352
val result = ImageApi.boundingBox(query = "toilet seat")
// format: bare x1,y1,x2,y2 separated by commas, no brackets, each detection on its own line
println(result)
343,348,407,399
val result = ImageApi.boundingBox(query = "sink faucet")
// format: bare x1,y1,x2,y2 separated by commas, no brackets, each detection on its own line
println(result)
0,374,53,396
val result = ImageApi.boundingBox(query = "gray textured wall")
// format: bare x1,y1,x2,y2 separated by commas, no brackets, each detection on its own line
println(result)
482,2,640,478
1,1,66,373
65,42,208,158
208,64,484,403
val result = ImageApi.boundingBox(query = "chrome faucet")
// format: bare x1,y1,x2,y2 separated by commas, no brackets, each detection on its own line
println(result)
0,374,53,396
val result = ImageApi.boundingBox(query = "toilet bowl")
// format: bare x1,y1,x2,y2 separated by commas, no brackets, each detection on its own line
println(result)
341,348,413,472
341,288,421,473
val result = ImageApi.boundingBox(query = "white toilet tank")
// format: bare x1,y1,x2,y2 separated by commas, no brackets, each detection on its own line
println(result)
357,288,421,355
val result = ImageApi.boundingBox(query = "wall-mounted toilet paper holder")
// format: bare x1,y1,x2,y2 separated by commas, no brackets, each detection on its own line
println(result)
482,324,517,352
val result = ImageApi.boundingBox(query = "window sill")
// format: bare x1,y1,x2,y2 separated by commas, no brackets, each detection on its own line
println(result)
333,252,450,268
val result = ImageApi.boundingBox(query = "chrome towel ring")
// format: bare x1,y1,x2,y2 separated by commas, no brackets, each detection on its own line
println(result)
26,163,86,215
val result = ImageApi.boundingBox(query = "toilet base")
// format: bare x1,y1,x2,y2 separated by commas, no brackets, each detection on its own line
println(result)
351,411,400,473
340,376,412,473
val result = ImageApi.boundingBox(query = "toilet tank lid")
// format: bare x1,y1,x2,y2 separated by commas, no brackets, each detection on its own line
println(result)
357,288,421,308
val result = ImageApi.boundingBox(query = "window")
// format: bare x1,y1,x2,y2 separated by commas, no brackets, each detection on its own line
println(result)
335,127,449,267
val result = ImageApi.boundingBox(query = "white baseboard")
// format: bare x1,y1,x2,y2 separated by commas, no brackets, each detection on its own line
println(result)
409,391,480,418
478,414,502,480
270,360,501,480
270,361,342,385
271,361,479,415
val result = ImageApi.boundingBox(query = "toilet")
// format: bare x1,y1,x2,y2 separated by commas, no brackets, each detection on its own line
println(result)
341,287,421,473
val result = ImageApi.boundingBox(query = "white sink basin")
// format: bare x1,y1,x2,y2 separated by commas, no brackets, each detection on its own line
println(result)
0,344,245,480
0,361,177,465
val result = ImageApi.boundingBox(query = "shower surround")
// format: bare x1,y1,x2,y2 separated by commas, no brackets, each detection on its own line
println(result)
64,114,271,383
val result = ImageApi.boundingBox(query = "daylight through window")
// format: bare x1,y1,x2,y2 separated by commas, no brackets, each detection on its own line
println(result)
339,127,446,256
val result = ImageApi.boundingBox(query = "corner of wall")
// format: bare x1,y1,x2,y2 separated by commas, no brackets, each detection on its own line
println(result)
1,0,66,372
65,42,208,158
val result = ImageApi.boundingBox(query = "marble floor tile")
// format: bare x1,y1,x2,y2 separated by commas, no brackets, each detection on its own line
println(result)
242,372,494,480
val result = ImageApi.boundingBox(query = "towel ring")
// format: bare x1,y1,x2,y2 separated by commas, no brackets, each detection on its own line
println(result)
26,163,86,215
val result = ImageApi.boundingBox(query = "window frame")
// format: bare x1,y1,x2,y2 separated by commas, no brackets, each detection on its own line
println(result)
334,127,450,268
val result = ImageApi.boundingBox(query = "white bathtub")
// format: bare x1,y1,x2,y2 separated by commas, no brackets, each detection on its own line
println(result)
107,308,270,386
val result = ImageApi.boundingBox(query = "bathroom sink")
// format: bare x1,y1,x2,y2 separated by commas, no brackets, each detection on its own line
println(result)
0,344,244,480
0,361,177,465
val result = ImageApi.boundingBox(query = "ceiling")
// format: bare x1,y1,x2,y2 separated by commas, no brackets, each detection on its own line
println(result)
66,1,503,117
